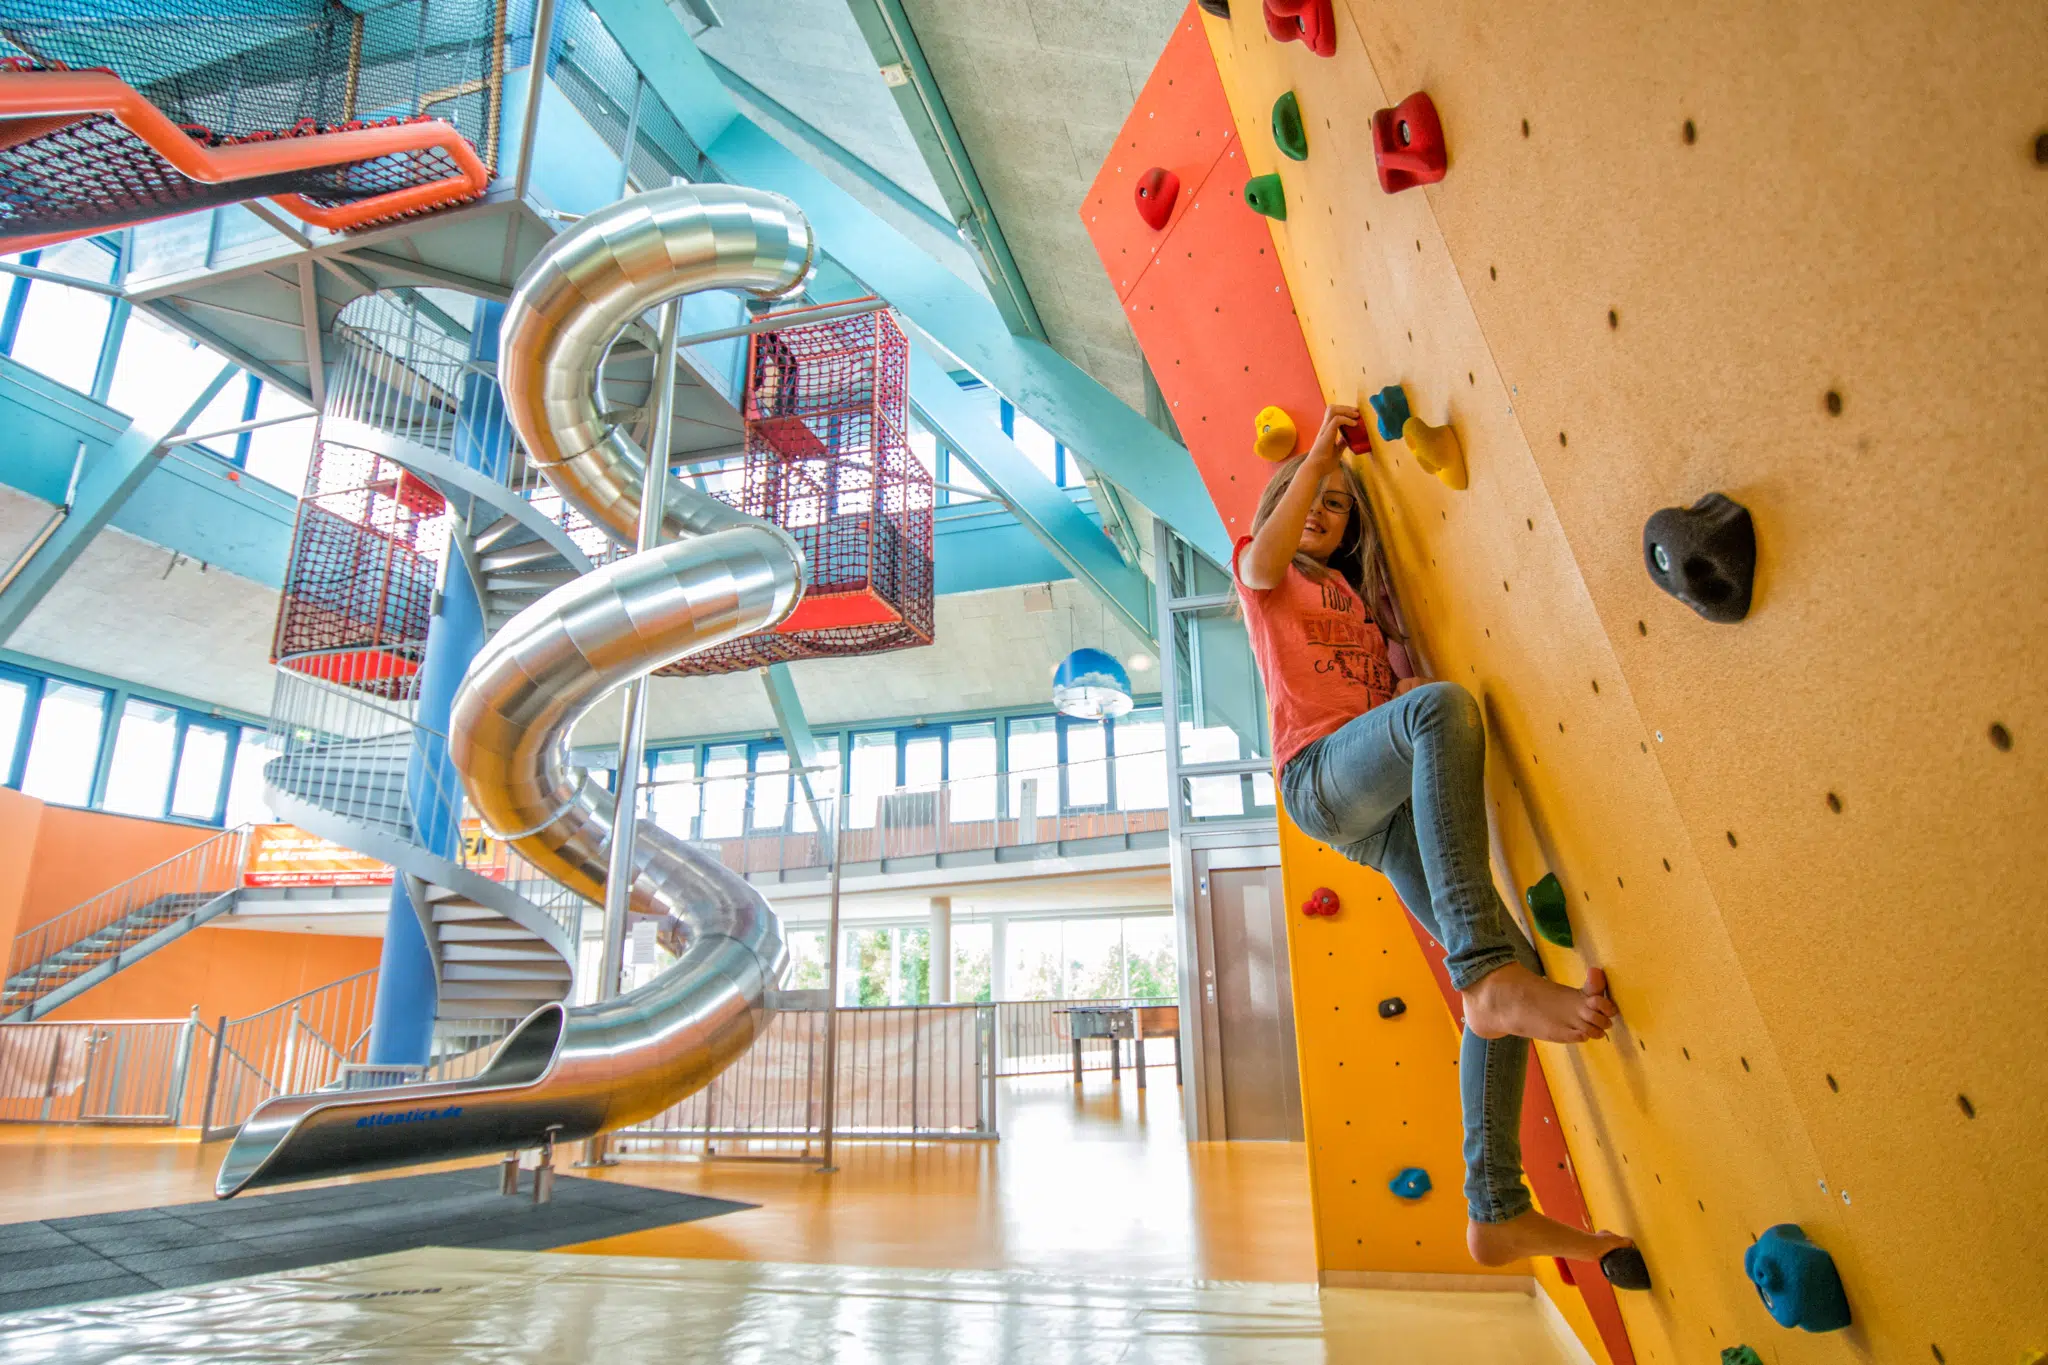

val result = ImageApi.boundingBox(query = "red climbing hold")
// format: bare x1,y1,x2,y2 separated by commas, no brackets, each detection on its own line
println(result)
1263,0,1336,57
1134,166,1180,231
1301,887,1341,918
1340,419,1371,453
1371,92,1447,193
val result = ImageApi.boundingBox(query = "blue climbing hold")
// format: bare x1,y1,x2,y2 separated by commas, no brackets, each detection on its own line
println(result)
1389,1167,1432,1200
1745,1224,1852,1332
1370,384,1411,442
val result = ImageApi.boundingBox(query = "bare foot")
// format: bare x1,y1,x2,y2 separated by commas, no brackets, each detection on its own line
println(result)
1468,1209,1635,1267
1463,963,1617,1043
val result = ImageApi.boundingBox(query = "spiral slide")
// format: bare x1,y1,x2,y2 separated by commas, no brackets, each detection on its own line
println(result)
214,184,813,1197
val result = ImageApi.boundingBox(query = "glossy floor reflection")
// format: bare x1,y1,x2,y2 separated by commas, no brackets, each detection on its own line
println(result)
0,1247,1582,1365
0,1069,1316,1283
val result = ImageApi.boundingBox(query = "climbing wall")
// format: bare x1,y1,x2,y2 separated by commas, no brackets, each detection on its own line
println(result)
1102,1,2044,1362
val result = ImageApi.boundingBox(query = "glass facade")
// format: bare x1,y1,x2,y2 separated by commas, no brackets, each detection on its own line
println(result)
0,660,265,827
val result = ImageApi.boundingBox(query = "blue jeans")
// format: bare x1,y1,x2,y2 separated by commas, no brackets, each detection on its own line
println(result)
1280,681,1538,1223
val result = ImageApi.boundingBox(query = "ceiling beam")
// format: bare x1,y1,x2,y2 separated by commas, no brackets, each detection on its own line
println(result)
910,348,1153,646
839,0,1046,342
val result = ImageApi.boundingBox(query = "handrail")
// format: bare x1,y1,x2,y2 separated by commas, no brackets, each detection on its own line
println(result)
0,71,489,255
220,967,378,1032
4,824,252,984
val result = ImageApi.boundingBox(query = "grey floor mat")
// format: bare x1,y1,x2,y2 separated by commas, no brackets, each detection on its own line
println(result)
0,1168,752,1315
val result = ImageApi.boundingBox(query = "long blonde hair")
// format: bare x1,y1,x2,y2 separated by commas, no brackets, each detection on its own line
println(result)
1250,453,1404,641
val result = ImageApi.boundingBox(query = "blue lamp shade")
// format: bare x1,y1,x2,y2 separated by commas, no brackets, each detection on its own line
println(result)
1052,647,1134,720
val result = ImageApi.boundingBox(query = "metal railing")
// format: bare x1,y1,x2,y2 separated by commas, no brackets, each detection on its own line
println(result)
617,1002,997,1150
0,1013,208,1126
198,969,381,1139
633,760,1170,882
4,826,252,1016
265,659,588,945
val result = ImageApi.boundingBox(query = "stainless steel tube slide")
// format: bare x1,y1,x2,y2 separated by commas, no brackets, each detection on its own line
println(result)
216,186,813,1196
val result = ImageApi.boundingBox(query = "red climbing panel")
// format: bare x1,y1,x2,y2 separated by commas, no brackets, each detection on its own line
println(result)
1080,10,1324,545
1400,916,1639,1365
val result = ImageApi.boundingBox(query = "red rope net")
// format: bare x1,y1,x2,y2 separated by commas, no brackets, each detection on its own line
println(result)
271,440,450,699
657,306,934,678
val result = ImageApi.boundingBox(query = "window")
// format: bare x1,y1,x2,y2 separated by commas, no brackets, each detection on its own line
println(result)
109,308,244,437
0,675,29,785
848,731,896,830
751,747,790,832
20,681,107,806
241,381,318,492
699,744,747,838
170,721,232,821
1004,919,1062,999
648,748,699,840
1062,917,1123,999
902,732,942,788
789,738,841,834
1064,719,1109,809
5,240,115,393
103,699,180,817
948,722,997,822
1124,916,1178,1000
1006,716,1057,819
952,921,993,1002
224,731,281,826
1002,401,1066,486
1114,709,1167,811
784,928,830,991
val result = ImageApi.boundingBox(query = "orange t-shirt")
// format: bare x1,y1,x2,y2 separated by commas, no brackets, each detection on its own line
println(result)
1233,536,1396,770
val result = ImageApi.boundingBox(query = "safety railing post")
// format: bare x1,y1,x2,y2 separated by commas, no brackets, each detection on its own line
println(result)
167,1006,199,1126
198,1014,228,1138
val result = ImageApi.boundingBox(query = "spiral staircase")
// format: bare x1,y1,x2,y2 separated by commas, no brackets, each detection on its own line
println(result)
262,300,611,1051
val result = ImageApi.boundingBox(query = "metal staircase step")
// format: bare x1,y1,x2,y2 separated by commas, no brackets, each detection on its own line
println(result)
473,512,540,555
479,538,569,573
486,568,579,591
439,943,567,964
435,923,551,943
441,962,572,982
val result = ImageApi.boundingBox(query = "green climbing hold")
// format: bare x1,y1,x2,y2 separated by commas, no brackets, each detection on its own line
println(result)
1525,873,1574,948
1244,173,1287,220
1272,91,1309,161
1720,1348,1764,1365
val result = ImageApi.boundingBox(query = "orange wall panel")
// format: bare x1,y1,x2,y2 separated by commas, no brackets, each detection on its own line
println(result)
15,805,218,933
0,787,45,949
43,927,381,1025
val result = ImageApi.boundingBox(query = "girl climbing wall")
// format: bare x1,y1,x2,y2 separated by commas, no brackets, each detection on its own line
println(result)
1236,403,1642,1271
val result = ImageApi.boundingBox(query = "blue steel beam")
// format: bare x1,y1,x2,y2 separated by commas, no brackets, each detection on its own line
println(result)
584,0,1228,566
761,662,829,824
910,349,1153,646
0,361,240,645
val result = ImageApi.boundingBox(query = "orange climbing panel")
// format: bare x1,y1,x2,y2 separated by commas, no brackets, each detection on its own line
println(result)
1078,15,1324,545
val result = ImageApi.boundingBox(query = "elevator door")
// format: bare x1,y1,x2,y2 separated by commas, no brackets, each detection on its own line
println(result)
1207,864,1303,1140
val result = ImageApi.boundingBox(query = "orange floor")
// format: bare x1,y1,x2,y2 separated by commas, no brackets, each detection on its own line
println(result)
0,1066,1319,1285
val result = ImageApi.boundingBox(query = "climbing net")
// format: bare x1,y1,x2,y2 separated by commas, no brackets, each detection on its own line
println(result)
659,306,935,677
0,0,505,241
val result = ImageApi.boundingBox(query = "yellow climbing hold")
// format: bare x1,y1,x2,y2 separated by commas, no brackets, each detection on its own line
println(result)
1254,405,1298,461
1403,416,1467,490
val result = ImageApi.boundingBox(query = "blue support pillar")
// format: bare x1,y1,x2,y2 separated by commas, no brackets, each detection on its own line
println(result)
368,300,506,1065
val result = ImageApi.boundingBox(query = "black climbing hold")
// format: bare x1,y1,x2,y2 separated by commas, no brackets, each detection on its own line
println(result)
1525,873,1573,948
1272,91,1309,161
1244,173,1287,220
1600,1246,1653,1291
1643,492,1756,623
1197,0,1230,15
1378,997,1407,1019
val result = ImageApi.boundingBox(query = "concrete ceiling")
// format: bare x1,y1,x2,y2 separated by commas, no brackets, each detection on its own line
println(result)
575,573,1159,748
897,0,1186,408
0,485,280,719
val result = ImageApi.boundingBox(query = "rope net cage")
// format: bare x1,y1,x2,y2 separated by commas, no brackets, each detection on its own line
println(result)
272,435,452,703
0,0,509,244
658,305,934,678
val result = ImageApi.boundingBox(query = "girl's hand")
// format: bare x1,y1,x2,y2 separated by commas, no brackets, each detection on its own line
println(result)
1306,404,1362,470
1395,676,1424,697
